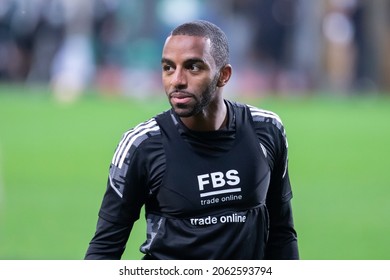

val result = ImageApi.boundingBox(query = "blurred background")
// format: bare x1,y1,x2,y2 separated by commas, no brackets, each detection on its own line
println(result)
0,0,389,98
0,0,389,260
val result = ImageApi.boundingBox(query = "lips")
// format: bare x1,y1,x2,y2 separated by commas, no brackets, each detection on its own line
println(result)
170,91,193,104
170,91,192,98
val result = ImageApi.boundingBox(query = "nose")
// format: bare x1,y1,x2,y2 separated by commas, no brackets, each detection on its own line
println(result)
170,68,187,89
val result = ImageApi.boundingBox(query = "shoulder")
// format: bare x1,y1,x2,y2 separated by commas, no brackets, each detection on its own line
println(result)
247,104,284,131
246,104,289,160
245,104,289,176
228,101,285,134
111,117,162,169
247,104,287,142
227,100,282,125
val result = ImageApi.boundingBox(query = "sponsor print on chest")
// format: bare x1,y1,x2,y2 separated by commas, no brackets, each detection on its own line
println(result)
190,212,247,226
197,169,243,206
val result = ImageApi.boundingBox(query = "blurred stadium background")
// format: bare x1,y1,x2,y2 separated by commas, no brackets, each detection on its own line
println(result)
0,0,389,260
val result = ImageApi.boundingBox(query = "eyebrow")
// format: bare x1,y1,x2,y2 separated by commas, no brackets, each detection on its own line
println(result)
161,58,173,64
161,57,206,65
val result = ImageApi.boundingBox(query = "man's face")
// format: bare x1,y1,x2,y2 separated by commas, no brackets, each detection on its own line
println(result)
161,35,219,118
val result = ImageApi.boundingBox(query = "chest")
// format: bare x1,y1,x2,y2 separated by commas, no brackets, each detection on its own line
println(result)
148,121,270,218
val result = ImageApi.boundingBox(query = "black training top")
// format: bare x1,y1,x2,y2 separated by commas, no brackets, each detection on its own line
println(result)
85,100,299,260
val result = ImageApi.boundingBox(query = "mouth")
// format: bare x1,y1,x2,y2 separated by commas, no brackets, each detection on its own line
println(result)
169,91,193,104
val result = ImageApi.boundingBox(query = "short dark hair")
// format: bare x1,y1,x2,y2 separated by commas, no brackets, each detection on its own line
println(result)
171,20,229,69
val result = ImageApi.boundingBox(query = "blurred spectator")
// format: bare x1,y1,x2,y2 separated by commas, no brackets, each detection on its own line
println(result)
28,0,66,83
0,0,65,82
50,0,94,102
0,0,389,96
322,0,358,92
229,0,301,94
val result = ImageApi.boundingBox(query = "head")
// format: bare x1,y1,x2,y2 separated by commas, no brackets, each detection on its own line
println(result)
171,20,230,70
161,20,232,118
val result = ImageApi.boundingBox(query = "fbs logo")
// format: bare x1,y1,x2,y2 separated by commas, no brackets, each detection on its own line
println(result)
197,169,241,197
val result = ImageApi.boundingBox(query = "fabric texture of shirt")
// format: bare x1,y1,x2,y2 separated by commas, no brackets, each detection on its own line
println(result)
85,100,299,260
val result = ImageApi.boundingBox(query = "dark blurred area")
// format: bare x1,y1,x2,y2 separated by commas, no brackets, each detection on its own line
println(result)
0,0,389,100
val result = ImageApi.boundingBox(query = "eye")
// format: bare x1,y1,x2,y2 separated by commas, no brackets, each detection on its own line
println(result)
162,64,174,73
188,64,201,72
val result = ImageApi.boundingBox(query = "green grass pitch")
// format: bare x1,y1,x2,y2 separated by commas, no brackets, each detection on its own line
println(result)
0,84,389,259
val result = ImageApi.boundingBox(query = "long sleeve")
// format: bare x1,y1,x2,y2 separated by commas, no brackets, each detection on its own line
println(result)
85,217,133,260
264,133,299,259
264,195,299,259
85,118,163,259
250,105,299,259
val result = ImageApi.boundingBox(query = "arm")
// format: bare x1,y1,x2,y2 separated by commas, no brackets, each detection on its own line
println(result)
264,126,299,260
85,121,160,259
249,106,299,259
85,217,133,260
264,169,299,259
84,160,145,260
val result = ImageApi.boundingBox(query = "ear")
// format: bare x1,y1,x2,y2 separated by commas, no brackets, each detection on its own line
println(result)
217,64,232,87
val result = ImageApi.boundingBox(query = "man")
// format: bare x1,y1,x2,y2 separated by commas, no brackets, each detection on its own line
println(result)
85,20,299,260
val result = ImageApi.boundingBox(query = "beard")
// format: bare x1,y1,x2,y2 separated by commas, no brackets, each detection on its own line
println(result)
170,74,220,118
